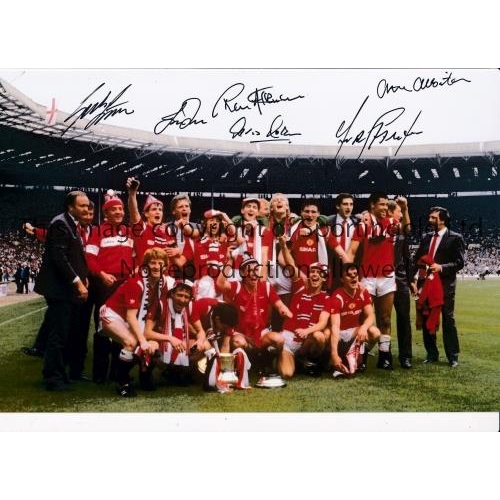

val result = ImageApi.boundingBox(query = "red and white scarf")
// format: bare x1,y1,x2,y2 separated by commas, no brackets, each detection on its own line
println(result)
233,222,263,264
160,298,190,366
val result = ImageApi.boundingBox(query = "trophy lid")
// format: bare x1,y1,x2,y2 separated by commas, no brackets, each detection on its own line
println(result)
256,374,287,388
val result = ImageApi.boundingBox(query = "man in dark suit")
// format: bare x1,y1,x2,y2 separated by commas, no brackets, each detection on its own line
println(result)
388,199,413,369
411,206,465,367
14,264,23,293
34,191,90,391
21,264,31,293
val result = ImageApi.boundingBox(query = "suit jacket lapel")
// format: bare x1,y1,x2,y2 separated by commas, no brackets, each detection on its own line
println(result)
439,229,450,249
434,229,449,260
63,212,85,257
63,212,78,237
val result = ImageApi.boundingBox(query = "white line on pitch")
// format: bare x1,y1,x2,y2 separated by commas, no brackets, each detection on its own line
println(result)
0,306,47,327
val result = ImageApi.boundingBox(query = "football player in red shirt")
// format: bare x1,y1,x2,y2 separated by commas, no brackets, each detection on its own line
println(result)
171,209,234,298
143,278,211,387
85,190,136,383
126,177,179,267
267,193,298,330
287,199,348,273
216,252,293,374
329,263,381,378
99,248,168,397
168,193,201,247
190,300,252,391
232,197,271,281
348,192,410,369
276,235,331,378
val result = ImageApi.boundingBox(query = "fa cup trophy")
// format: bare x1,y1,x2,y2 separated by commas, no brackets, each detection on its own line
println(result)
217,353,239,385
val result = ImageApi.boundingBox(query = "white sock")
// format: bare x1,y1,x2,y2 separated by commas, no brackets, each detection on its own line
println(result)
119,349,134,362
378,335,391,353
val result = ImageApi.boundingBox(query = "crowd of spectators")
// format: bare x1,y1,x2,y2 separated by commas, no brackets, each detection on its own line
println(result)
0,187,498,284
1,227,498,286
0,230,42,284
462,238,500,278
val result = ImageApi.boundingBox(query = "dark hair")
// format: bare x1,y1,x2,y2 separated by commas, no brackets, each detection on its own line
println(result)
341,262,359,276
201,216,223,237
429,206,450,226
368,191,388,207
64,190,87,210
88,200,95,210
212,302,239,328
301,199,320,211
172,283,193,296
335,193,354,207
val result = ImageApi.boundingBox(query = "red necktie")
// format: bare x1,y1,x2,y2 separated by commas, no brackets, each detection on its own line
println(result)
75,223,84,246
340,219,348,251
428,233,438,259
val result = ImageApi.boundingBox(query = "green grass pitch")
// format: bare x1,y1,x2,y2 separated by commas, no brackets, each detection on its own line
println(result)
0,280,499,413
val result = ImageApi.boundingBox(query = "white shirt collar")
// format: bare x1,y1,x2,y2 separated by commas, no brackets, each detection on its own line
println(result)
68,212,79,226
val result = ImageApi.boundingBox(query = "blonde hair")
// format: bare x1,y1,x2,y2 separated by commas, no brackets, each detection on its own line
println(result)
270,193,290,214
142,247,169,267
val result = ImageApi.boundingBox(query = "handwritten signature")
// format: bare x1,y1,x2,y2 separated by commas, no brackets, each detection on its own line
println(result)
212,83,305,118
335,95,423,159
228,115,302,143
62,83,134,136
154,98,208,135
376,70,471,99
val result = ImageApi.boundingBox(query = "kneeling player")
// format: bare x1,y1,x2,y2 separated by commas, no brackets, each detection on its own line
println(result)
99,248,168,397
216,252,293,375
276,235,330,378
143,280,211,387
330,263,381,378
191,300,251,391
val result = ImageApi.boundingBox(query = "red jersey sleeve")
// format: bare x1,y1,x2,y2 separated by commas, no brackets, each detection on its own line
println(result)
85,228,102,275
34,227,47,243
329,295,342,315
326,228,340,249
291,277,306,294
122,278,143,310
260,227,272,247
351,222,366,242
191,297,219,323
225,280,239,301
267,282,280,305
361,289,373,307
181,238,195,261
131,221,146,238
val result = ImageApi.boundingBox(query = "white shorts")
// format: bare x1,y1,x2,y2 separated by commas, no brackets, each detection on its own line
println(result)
339,327,356,343
195,275,217,300
98,305,127,332
282,329,303,354
268,265,292,295
361,275,396,297
337,331,359,374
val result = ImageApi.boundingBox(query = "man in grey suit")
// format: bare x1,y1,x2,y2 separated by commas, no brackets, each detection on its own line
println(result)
411,206,465,367
34,191,90,391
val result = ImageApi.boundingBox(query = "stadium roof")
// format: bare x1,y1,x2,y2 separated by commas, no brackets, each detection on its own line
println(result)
1,78,500,195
